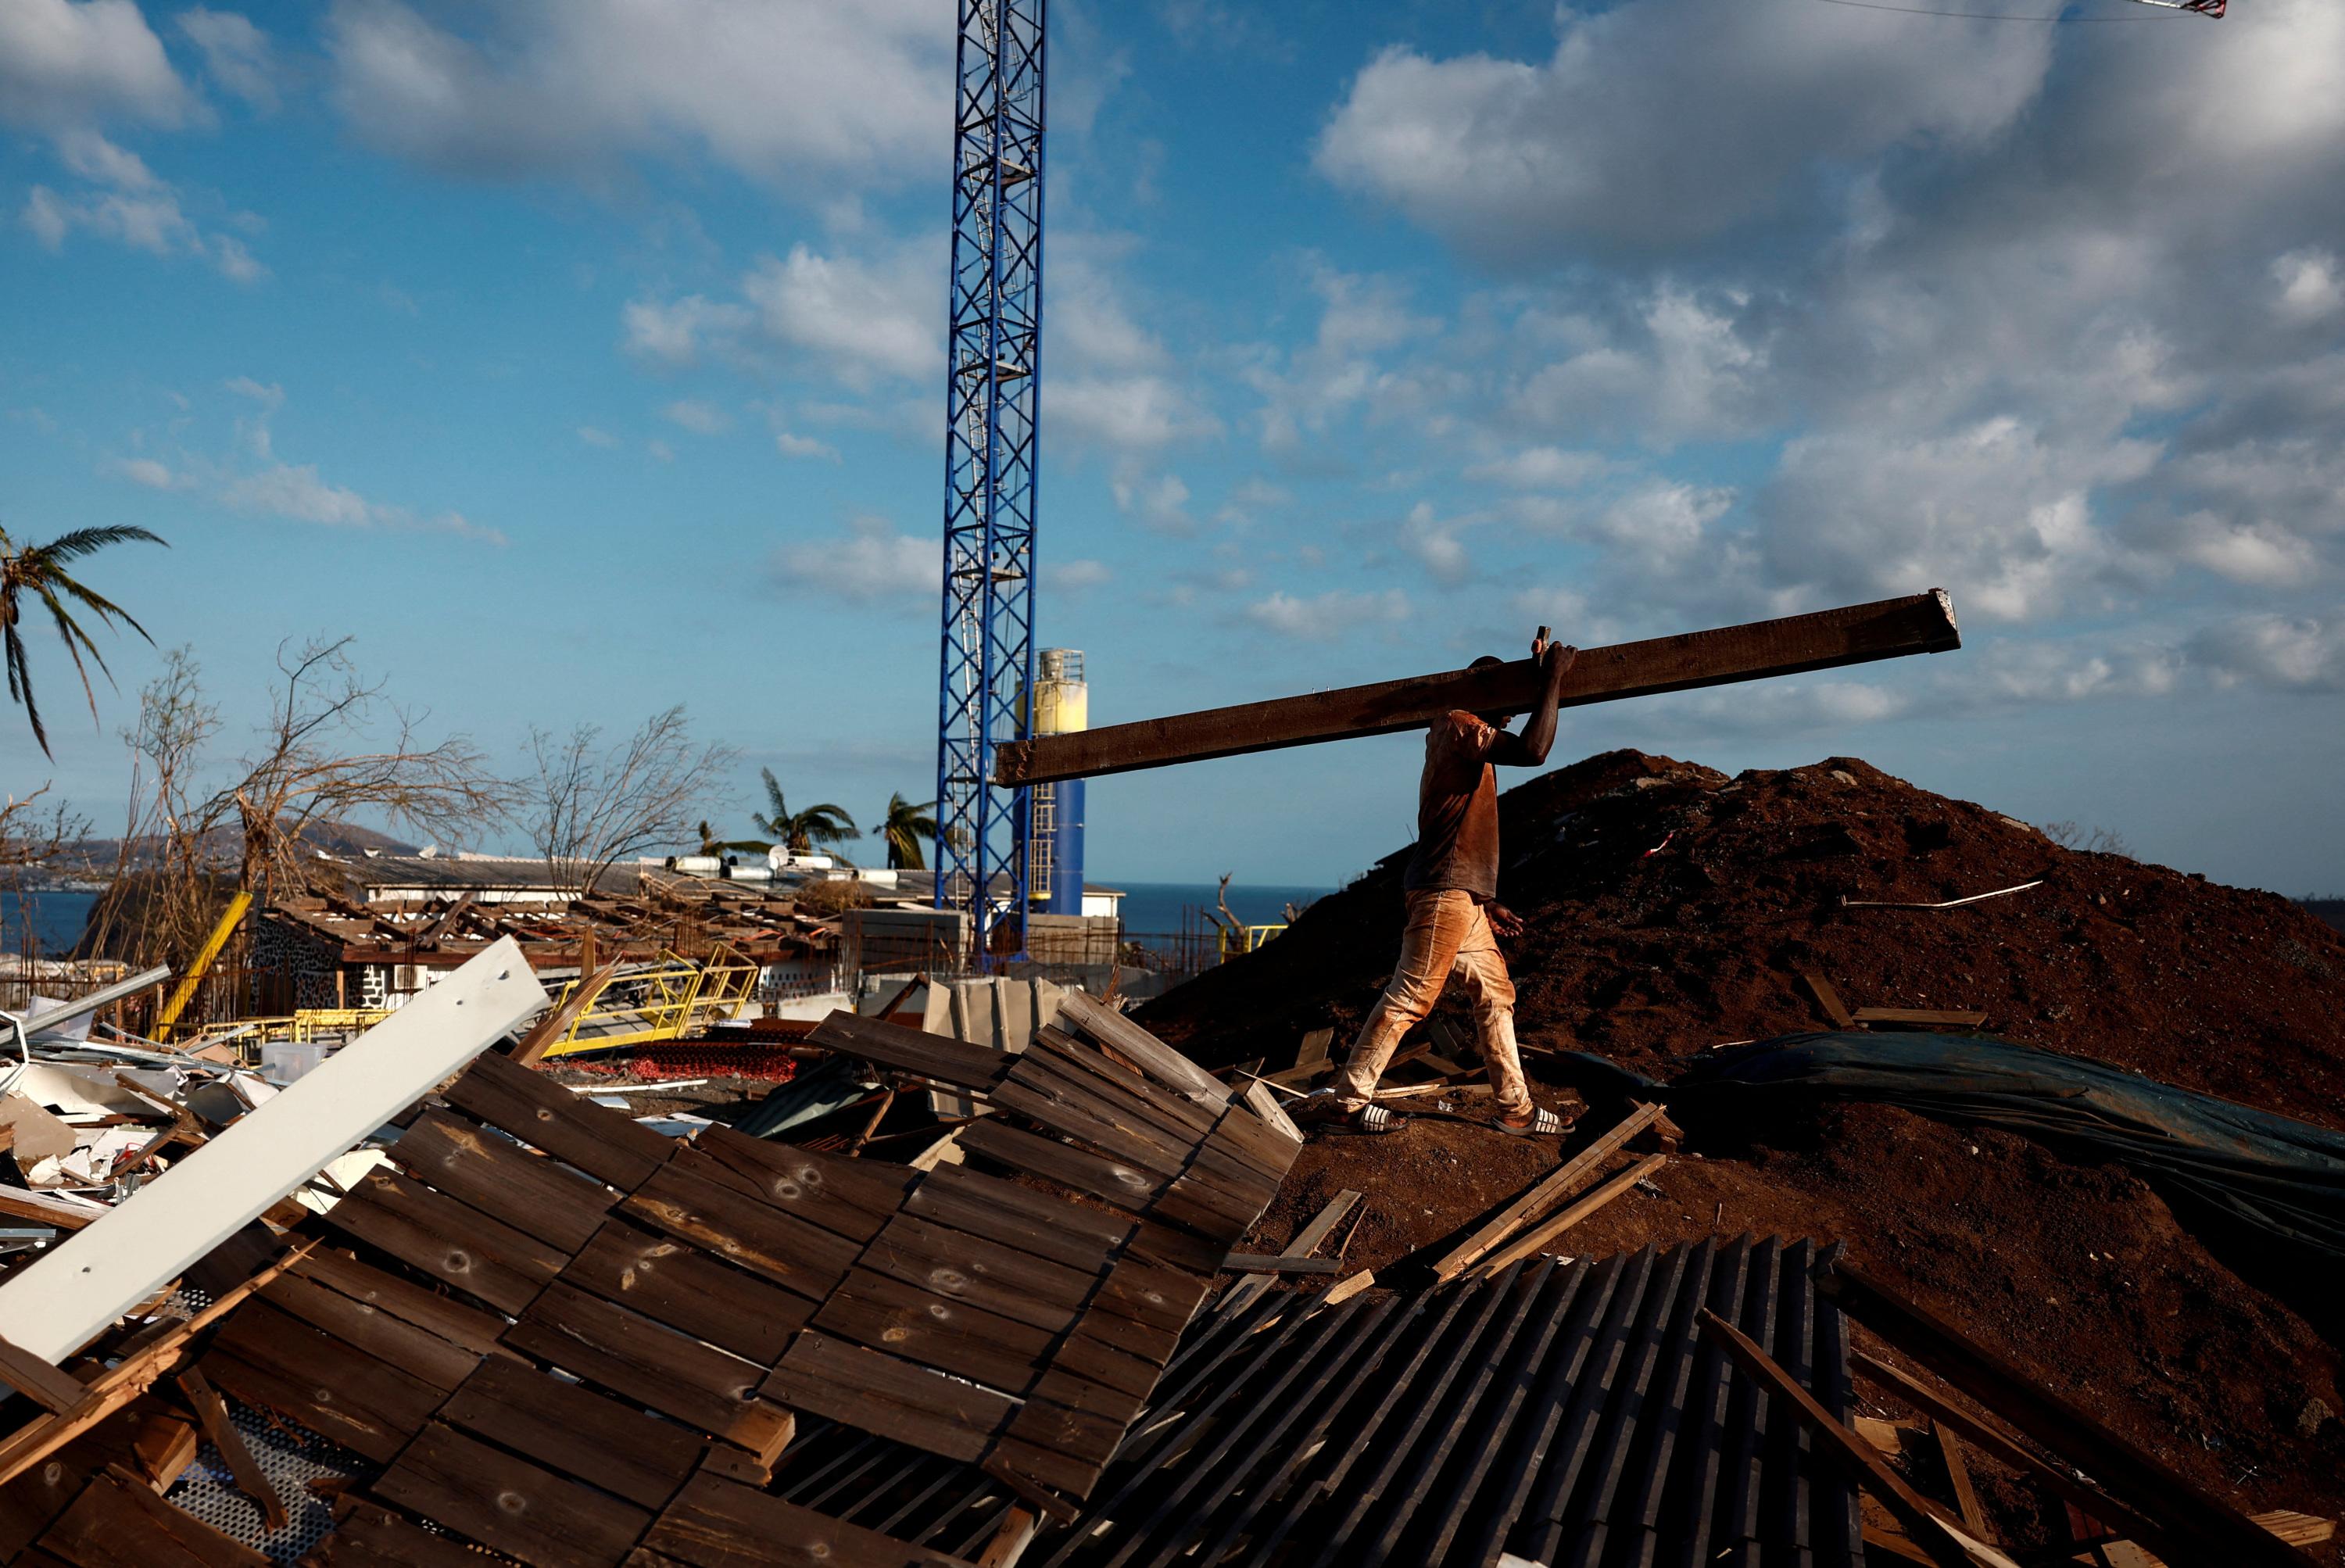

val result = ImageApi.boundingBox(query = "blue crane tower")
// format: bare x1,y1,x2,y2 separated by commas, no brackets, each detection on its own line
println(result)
934,0,1047,965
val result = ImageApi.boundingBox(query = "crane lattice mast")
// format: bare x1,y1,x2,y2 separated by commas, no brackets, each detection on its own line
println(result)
935,0,1047,965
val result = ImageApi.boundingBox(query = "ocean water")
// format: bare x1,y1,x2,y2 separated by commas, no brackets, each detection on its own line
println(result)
0,890,98,955
1108,880,1335,938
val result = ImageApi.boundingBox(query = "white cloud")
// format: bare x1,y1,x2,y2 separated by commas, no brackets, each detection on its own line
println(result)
1045,558,1112,592
2272,249,2342,323
1245,587,1411,641
57,127,153,188
23,130,268,281
1469,446,1609,490
1315,0,2047,255
1044,374,1219,453
177,9,277,112
621,294,749,367
772,429,840,462
221,462,374,527
768,515,935,606
1112,471,1194,535
1248,264,1438,450
1762,418,2158,624
324,0,949,189
1399,501,1471,585
663,398,733,435
576,425,618,448
741,240,940,387
116,456,175,489
0,0,192,131
2187,614,2345,692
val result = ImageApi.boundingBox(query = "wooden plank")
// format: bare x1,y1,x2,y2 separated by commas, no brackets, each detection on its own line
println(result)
1052,991,1230,1107
998,590,1961,785
1853,1007,1990,1028
1799,971,1856,1030
1122,1217,1225,1276
920,1160,1134,1254
1935,1421,1992,1541
1146,1174,1258,1245
688,1127,915,1244
618,1159,861,1301
0,1335,88,1418
175,1367,285,1531
810,1269,1055,1394
1243,1080,1303,1145
804,1011,1008,1093
323,1167,564,1315
1696,1309,2013,1568
209,1301,446,1459
1475,1153,1667,1276
306,1498,487,1567
385,1108,614,1253
990,1068,1190,1178
1062,1301,1180,1369
1207,1096,1305,1175
982,1437,1097,1521
509,953,623,1068
903,1168,1126,1275
38,1464,269,1568
259,1271,484,1393
1821,1264,2318,1568
440,1047,670,1190
560,1219,814,1365
1430,1103,1665,1282
200,1348,432,1468
1219,1255,1341,1275
373,1421,650,1568
1295,1027,1334,1069
954,1115,1167,1211
439,1355,701,1512
1850,1350,2171,1551
0,1448,95,1559
288,1248,510,1361
0,941,545,1366
642,1473,983,1568
1050,1322,1168,1396
1087,1256,1210,1338
857,1214,1096,1334
1027,1026,1216,1138
763,1334,1014,1465
503,1282,791,1457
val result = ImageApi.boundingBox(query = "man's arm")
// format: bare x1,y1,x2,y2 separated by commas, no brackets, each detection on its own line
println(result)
1488,634,1577,767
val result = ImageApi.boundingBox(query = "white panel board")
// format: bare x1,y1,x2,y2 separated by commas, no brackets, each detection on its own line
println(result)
0,937,546,1364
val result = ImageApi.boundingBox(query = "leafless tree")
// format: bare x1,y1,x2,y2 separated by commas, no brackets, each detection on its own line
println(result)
2036,820,2135,859
91,641,518,970
525,707,738,897
0,786,86,872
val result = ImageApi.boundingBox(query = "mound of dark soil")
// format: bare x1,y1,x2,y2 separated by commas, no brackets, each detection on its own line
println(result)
1144,750,2345,1549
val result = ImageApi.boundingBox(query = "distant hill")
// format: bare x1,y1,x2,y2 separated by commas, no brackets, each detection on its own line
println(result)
2306,899,2345,934
30,820,419,884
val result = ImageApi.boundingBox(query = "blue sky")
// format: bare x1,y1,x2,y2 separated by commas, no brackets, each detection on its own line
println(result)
4,0,2343,893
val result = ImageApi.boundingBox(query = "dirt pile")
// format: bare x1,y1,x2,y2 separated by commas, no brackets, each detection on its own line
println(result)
1141,748,2345,1122
1138,750,2345,1549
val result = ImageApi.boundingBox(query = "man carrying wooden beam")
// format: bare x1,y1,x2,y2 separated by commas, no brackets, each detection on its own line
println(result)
1299,629,1579,1139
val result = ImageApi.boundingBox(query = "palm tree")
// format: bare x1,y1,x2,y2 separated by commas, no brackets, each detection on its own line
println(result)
695,820,772,857
2,523,167,758
879,792,943,870
748,768,859,856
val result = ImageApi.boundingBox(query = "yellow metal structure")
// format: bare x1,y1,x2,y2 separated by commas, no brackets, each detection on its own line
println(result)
533,944,759,1059
153,891,253,1043
1216,923,1287,962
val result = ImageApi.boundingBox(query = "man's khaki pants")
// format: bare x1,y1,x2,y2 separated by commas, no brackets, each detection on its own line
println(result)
1335,888,1533,1116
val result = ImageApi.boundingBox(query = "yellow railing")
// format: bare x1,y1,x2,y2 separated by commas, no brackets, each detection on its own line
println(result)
534,943,760,1060
1216,923,1287,962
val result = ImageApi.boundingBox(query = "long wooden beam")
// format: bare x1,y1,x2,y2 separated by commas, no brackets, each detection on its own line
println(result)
996,589,1959,786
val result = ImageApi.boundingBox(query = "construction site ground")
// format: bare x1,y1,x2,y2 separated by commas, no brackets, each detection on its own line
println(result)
1136,749,2345,1559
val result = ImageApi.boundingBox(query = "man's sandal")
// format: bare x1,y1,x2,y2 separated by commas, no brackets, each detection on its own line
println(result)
1496,1106,1570,1137
1341,1104,1405,1135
